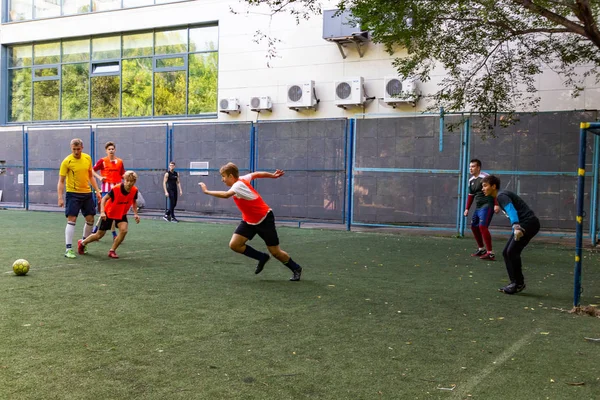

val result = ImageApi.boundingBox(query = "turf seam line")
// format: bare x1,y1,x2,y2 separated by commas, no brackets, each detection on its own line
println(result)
452,328,541,398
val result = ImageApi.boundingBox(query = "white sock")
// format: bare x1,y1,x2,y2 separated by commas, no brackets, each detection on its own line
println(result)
83,222,93,239
65,222,76,249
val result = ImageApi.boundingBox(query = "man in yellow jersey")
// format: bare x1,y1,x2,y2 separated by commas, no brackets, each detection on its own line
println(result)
57,138,102,258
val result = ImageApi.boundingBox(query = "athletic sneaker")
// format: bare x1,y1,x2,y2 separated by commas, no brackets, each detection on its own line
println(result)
171,218,179,223
290,267,302,281
255,255,270,274
471,249,487,257
499,282,526,295
108,250,119,259
77,239,87,255
163,215,171,222
480,251,495,261
64,249,76,259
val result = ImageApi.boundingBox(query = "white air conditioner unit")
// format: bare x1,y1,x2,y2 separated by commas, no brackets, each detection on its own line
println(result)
383,77,420,106
334,76,365,108
219,98,240,114
250,96,273,112
287,81,318,110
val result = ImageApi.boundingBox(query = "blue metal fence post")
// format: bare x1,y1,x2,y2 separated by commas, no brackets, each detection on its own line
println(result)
90,127,96,206
168,125,173,164
341,119,349,224
458,118,471,237
23,127,29,210
590,133,600,246
439,107,444,152
165,125,171,213
345,118,355,231
250,123,256,172
456,121,463,235
90,127,95,164
573,123,588,307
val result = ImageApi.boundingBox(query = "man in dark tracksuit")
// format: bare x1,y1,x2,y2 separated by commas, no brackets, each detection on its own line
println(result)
163,161,183,223
482,175,540,295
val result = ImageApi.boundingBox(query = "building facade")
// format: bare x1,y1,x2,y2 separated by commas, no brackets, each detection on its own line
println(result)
0,0,598,127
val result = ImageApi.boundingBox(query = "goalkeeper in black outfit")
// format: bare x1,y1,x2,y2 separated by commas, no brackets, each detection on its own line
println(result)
481,175,540,295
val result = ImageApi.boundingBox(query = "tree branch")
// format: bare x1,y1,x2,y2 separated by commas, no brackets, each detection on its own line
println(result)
574,0,600,48
512,0,587,35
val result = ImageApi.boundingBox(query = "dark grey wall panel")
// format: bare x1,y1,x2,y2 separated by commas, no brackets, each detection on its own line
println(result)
353,111,597,231
172,122,251,216
27,127,92,206
96,124,168,210
0,130,24,203
255,119,347,222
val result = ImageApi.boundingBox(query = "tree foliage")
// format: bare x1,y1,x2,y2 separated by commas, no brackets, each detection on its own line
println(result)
242,0,600,130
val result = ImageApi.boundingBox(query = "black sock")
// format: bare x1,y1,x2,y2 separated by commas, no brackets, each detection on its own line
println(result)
283,257,301,271
243,245,268,261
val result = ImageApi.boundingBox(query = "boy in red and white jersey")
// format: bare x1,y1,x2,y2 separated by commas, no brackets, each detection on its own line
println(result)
79,171,140,259
92,141,126,239
199,162,303,281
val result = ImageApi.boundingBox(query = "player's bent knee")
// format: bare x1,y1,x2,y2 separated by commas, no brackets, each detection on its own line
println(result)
229,242,243,252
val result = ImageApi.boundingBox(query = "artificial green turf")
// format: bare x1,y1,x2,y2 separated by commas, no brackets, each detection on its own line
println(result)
1,209,599,399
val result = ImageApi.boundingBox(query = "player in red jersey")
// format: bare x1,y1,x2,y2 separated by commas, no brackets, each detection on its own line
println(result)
199,162,303,281
92,141,126,239
79,171,140,259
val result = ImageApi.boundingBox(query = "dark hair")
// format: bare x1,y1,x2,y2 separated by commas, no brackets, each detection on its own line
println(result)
470,159,482,167
105,141,115,149
482,175,500,189
169,161,176,166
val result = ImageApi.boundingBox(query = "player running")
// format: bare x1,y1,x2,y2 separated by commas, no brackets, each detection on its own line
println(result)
92,141,126,239
198,162,303,281
78,171,140,259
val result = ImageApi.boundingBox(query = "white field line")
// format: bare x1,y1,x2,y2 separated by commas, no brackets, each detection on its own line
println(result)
453,328,541,398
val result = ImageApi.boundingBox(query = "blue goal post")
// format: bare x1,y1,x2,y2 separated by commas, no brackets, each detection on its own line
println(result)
573,122,600,307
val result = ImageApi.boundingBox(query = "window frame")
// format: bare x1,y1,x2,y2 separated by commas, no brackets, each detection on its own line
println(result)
4,24,218,124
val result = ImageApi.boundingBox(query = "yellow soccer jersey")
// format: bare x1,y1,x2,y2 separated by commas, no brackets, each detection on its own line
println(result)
59,153,93,193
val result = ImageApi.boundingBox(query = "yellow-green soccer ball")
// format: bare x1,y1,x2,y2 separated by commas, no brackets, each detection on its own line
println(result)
12,259,30,276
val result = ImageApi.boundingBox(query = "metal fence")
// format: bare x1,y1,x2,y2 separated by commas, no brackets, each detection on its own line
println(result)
1,110,598,243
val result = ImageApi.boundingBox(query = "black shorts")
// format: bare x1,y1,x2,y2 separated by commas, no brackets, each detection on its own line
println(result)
234,211,280,247
99,215,128,231
65,192,96,217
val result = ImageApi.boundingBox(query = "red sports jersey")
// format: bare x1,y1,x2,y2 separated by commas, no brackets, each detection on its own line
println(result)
104,184,138,219
94,157,125,185
232,178,271,224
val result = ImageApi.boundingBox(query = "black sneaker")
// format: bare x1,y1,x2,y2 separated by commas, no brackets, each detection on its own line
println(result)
471,248,487,257
255,255,270,274
499,282,526,295
290,267,302,281
163,215,170,222
171,218,179,223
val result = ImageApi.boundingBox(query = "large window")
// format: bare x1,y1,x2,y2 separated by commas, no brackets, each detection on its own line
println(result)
7,25,219,123
8,0,187,21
